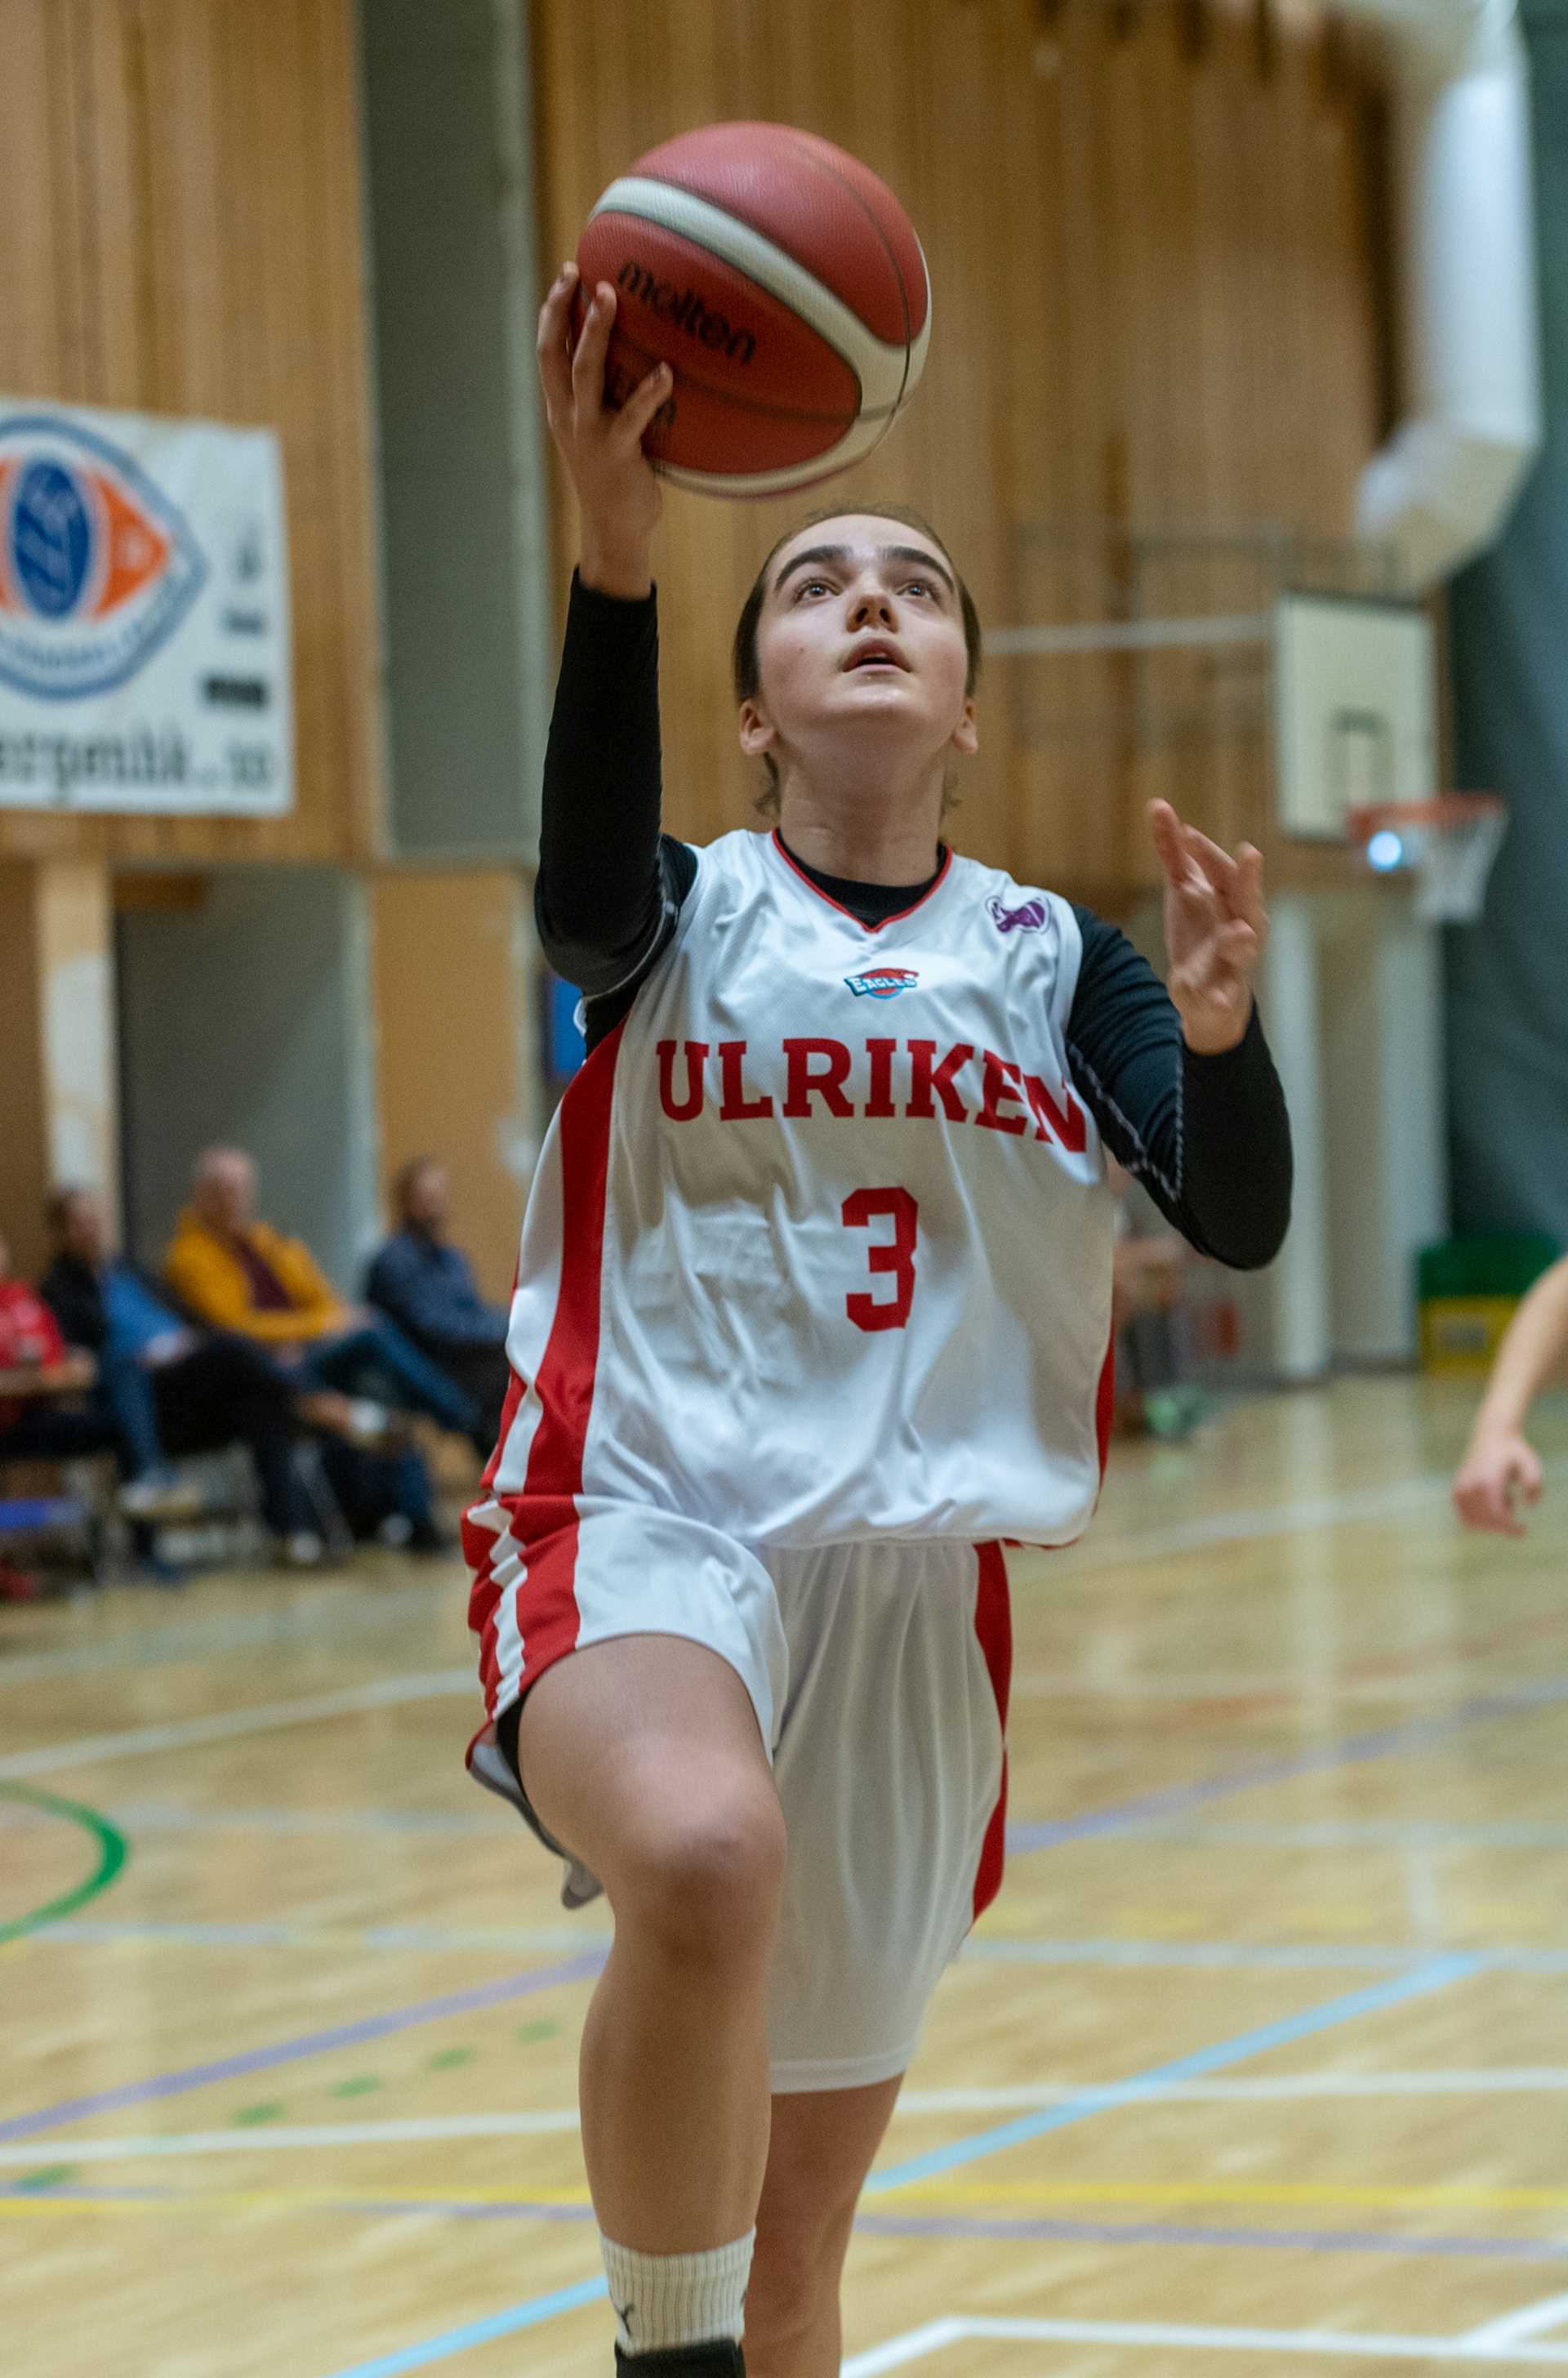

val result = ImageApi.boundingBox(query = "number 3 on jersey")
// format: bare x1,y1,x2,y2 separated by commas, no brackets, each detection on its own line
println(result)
841,1188,919,1332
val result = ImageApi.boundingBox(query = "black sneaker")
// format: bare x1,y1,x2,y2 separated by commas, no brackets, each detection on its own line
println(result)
614,2348,745,2375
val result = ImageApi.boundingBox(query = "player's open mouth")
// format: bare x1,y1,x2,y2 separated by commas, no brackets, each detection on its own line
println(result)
843,642,908,671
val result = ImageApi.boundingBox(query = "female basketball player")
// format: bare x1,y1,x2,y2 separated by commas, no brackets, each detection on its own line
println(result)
462,268,1293,2378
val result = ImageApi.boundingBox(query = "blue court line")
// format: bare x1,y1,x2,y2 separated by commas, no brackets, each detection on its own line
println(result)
863,1953,1480,2193
324,2277,608,2378
1007,1680,1568,1853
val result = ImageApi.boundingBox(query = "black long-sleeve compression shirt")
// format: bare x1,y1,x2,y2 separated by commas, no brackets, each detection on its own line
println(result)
536,573,1291,1271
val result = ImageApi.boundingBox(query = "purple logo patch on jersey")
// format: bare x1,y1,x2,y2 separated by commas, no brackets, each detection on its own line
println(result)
987,895,1048,935
844,966,920,1000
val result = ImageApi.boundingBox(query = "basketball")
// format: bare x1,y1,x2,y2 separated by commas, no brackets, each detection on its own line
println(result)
574,120,930,497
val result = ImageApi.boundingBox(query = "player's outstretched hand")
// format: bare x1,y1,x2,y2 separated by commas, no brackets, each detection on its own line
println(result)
1148,800,1267,1055
537,263,670,593
1452,1429,1544,1536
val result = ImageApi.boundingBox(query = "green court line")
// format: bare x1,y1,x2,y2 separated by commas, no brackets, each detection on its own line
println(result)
0,1782,127,1947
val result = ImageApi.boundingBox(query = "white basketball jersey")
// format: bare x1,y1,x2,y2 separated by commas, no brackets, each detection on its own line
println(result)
493,828,1116,1549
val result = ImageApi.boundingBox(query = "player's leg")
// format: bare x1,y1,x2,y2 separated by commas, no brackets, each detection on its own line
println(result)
744,2076,902,2378
517,1631,785,2350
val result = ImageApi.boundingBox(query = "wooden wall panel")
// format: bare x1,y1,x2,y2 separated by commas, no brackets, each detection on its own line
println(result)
532,0,1385,908
0,0,380,867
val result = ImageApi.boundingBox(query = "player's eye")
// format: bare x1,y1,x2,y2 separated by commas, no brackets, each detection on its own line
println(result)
792,578,833,600
902,578,935,598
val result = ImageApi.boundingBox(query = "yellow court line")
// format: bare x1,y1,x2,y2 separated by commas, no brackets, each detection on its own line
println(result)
892,2178,1568,2214
0,2182,593,2218
7,2176,1568,2220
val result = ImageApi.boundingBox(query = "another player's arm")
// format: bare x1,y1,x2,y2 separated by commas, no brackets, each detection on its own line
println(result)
1452,1254,1568,1535
533,264,695,1034
1067,801,1291,1270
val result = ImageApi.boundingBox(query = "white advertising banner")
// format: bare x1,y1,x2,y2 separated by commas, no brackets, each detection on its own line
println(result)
0,398,292,815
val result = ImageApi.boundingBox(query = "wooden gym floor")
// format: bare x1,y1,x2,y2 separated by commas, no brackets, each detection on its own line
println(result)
4,1372,1568,2377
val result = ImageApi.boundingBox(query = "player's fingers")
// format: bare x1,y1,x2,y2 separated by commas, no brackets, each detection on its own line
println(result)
610,359,674,448
1147,801,1187,880
1234,844,1267,935
1179,823,1240,890
1520,1448,1545,1502
536,264,578,420
570,282,617,414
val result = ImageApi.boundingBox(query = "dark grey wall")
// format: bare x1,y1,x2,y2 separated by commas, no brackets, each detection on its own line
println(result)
1446,2,1568,1240
359,0,550,858
118,869,378,1285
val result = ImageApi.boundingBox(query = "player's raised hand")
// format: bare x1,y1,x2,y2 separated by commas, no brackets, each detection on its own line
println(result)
537,264,670,593
1148,800,1267,1055
1453,1428,1544,1536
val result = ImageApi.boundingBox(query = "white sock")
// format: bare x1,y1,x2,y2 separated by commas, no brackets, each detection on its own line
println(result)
599,2226,754,2355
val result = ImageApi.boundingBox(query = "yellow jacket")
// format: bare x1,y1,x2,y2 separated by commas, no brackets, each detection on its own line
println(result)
164,1209,347,1345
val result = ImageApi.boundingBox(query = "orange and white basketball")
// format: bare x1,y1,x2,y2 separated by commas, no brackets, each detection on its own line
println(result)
575,120,931,498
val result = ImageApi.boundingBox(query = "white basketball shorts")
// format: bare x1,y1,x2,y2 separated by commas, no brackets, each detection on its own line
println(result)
466,1509,1012,2093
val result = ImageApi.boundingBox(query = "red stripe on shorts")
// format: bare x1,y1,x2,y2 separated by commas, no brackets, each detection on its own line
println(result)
492,1017,626,1698
971,1540,1013,1921
1094,1328,1116,1480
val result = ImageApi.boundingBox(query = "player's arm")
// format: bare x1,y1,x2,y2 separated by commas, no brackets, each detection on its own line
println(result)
1452,1253,1568,1535
533,265,696,1037
1067,802,1290,1269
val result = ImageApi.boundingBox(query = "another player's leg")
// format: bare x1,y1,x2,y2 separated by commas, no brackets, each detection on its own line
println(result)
743,2077,903,2378
518,1633,785,2367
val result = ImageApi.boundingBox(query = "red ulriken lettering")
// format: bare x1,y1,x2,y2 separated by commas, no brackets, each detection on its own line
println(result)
657,1038,708,1122
864,1037,898,1120
906,1040,972,1122
1023,1071,1087,1151
975,1049,1029,1135
717,1040,775,1121
782,1037,854,1118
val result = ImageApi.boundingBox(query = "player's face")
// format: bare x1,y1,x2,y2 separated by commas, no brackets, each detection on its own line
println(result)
744,515,977,769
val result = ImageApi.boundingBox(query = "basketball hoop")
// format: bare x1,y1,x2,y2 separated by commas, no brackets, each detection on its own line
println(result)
1347,795,1508,924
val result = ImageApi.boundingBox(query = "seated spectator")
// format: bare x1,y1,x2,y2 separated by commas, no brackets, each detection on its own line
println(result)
1109,1158,1204,1439
366,1158,510,1451
165,1149,483,1548
0,1224,190,1527
39,1185,338,1566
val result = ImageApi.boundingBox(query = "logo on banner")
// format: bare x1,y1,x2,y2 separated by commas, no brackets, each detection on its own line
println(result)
844,966,920,1000
0,414,207,699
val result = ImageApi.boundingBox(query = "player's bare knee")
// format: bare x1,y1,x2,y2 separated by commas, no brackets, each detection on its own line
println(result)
609,1782,786,1966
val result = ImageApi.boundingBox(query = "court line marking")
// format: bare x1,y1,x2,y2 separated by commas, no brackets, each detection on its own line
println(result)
28,1912,1568,1975
8,1799,1557,1850
0,1671,474,1783
1007,1680,1568,1854
0,1783,127,1945
962,1939,1568,1974
866,1954,1478,2193
19,2063,1568,2166
311,1953,1482,2378
841,2313,1568,2371
16,2184,1568,2273
323,2277,607,2378
7,2158,1566,2218
1468,2296,1568,2353
0,1952,604,2146
0,1580,449,1689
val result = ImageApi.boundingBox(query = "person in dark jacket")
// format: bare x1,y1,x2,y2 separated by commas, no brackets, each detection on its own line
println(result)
366,1158,510,1450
